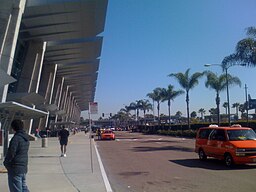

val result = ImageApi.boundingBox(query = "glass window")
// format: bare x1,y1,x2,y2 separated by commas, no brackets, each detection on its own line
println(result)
227,129,256,141
198,129,212,139
210,129,226,141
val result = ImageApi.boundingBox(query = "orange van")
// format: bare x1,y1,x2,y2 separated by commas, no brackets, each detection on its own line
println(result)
195,124,256,167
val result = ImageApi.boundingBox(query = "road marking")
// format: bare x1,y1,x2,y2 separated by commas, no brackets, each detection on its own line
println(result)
94,143,113,192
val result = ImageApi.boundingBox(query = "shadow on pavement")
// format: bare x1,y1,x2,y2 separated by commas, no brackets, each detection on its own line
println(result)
29,155,59,158
169,158,256,170
132,145,194,152
119,171,149,177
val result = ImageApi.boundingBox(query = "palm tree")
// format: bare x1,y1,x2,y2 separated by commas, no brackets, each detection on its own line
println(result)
138,99,152,125
147,92,157,121
190,111,197,119
235,27,256,66
135,100,144,120
147,87,164,124
168,68,204,129
198,108,206,121
120,105,131,116
205,71,241,125
223,102,228,114
128,102,137,120
232,102,240,120
239,104,246,119
119,106,132,127
161,85,184,128
223,27,256,67
175,111,182,124
139,100,152,118
209,108,218,122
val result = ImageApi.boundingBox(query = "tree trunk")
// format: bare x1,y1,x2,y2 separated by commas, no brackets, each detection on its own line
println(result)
157,102,160,126
216,93,220,126
168,100,171,129
186,91,190,129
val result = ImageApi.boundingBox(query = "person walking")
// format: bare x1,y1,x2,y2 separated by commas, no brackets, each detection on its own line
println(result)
96,128,101,140
4,119,30,192
35,128,41,138
58,126,70,157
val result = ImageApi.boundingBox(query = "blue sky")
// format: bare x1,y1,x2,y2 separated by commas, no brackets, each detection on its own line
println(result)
82,0,256,119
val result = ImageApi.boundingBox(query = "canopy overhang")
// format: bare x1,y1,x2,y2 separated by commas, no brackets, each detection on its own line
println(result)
19,0,108,111
0,101,48,120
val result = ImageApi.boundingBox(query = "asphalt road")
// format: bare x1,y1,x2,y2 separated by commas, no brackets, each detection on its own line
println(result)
96,131,256,192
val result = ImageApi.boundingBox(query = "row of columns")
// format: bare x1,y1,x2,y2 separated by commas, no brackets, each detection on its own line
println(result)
0,0,26,102
0,0,83,135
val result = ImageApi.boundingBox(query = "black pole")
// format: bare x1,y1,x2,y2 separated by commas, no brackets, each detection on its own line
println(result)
245,84,249,126
225,68,231,126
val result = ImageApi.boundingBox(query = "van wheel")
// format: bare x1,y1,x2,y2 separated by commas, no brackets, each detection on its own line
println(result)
225,154,233,167
199,149,207,161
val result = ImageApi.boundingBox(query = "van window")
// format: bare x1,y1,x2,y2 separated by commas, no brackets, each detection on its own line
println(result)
227,129,256,141
209,129,226,141
198,129,212,139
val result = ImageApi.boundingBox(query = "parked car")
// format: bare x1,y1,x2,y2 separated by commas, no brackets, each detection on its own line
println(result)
101,129,115,140
195,124,256,167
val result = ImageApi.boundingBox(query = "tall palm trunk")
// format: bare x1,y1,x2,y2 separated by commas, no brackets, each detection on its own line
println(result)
152,99,155,121
200,112,203,120
236,107,239,118
143,110,146,130
157,101,160,125
137,109,139,122
186,91,190,129
216,92,220,125
168,99,171,129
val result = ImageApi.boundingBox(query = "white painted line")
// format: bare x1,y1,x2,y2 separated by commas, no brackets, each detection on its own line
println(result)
94,143,113,192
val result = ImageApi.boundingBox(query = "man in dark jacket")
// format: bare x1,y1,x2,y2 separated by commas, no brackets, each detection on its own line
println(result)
4,119,30,192
58,126,70,157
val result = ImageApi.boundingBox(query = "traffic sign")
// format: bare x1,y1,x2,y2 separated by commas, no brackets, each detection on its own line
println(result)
89,102,98,114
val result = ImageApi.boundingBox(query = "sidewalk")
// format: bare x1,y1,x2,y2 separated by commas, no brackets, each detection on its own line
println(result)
0,132,110,192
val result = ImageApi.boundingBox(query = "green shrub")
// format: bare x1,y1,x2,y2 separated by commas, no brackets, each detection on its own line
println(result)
157,129,196,138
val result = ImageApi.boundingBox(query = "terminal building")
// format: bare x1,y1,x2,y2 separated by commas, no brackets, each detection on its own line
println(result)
0,0,108,157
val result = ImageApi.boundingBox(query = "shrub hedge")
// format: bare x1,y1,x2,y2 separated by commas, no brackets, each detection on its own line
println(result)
137,120,256,138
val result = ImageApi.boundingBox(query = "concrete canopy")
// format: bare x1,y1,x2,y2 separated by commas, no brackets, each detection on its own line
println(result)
0,69,16,87
19,0,108,111
0,101,48,120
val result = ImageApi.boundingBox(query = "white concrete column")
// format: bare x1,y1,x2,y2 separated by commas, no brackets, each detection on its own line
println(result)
60,90,66,111
66,92,73,121
16,41,46,94
44,64,57,104
37,64,57,129
18,41,46,133
58,85,69,121
77,107,81,123
70,97,75,120
52,77,61,106
55,77,64,122
0,0,26,102
57,77,65,108
63,86,69,112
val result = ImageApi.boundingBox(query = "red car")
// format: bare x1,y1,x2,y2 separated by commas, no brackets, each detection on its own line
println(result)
101,130,115,140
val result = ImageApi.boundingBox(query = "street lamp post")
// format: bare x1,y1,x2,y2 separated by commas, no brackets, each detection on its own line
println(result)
204,63,246,126
245,84,249,126
224,67,231,126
